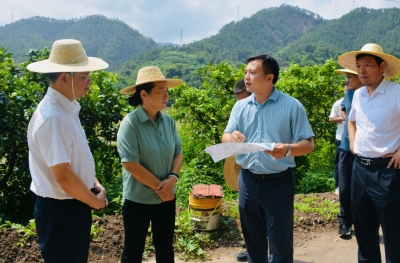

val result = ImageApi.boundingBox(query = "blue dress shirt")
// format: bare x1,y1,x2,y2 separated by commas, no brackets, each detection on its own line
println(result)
224,87,314,174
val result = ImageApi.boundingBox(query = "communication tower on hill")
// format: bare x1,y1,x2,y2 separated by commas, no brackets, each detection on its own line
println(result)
11,11,14,23
236,6,239,23
180,29,183,46
352,0,355,10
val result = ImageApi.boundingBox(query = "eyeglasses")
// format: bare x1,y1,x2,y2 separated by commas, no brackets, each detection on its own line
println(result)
73,72,91,81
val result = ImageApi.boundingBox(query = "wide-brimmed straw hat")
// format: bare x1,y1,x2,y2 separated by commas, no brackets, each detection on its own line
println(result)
338,43,400,79
120,66,183,95
334,68,357,75
27,39,109,73
223,156,242,191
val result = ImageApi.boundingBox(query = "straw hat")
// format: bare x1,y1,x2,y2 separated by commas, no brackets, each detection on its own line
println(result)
334,68,357,75
338,43,400,79
27,39,109,73
120,66,183,94
223,156,242,191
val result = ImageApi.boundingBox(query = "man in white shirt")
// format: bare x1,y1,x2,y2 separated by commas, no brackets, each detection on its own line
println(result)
27,39,109,263
329,82,347,193
338,43,400,263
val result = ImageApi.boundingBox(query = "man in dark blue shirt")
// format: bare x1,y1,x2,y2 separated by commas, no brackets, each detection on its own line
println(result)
335,68,363,237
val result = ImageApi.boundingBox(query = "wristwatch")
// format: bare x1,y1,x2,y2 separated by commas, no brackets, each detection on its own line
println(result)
285,144,291,157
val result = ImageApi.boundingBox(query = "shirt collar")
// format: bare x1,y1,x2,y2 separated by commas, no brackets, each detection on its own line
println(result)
248,86,279,105
360,78,388,97
47,87,81,114
137,105,164,123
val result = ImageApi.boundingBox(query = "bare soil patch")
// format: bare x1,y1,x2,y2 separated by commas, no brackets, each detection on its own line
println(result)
0,193,339,263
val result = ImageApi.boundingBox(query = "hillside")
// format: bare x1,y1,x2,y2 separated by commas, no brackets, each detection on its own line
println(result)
117,5,327,88
275,7,400,66
190,5,326,62
0,15,157,71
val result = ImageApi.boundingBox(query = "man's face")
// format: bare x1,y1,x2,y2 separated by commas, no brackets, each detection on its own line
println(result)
72,72,92,99
345,73,363,90
244,60,271,93
356,55,385,87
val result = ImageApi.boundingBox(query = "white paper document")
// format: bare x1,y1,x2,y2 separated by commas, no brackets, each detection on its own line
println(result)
204,142,276,162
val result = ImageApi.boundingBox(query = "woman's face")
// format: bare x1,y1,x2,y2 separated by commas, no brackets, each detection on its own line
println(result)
142,81,169,111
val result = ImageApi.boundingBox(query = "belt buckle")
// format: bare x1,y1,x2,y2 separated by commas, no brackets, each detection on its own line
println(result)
360,158,371,166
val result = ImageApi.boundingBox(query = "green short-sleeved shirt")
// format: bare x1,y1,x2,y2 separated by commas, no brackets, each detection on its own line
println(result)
117,106,182,204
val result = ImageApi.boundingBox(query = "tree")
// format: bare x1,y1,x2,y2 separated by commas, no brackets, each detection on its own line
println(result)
168,62,245,205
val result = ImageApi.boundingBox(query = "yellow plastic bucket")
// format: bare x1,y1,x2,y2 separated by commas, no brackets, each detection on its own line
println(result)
189,195,222,231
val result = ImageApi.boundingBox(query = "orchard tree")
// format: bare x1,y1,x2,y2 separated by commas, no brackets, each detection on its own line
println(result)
169,62,245,204
277,59,343,191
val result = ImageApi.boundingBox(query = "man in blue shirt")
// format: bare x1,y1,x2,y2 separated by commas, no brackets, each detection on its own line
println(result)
222,54,314,263
335,69,363,238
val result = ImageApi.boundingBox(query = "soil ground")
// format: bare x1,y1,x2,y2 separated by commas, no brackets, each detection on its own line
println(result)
0,193,386,263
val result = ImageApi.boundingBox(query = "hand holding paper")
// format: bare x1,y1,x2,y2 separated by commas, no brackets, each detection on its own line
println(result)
264,143,290,159
204,142,276,162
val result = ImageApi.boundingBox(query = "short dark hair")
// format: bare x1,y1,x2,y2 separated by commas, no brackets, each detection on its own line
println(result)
128,82,156,106
233,79,246,94
356,54,384,66
47,72,63,82
246,54,280,84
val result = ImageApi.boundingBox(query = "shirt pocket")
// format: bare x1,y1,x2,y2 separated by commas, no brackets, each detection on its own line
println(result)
371,108,392,130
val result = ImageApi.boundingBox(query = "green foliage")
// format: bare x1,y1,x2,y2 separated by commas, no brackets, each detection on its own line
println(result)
174,210,214,260
90,221,103,239
11,219,36,247
276,60,343,187
0,219,37,247
168,62,245,207
294,194,339,222
296,170,335,194
0,47,46,223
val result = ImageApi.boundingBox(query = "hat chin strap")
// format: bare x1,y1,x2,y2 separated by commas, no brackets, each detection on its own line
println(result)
71,72,76,100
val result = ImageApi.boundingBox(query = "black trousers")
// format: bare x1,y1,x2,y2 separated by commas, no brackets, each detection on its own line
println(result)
239,168,294,263
334,139,341,189
34,196,92,263
121,198,176,263
337,150,355,227
352,159,400,263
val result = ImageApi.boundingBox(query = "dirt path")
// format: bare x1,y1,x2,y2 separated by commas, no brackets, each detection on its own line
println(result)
146,230,386,263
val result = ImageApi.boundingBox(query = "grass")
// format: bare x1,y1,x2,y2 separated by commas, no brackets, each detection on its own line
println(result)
294,194,339,222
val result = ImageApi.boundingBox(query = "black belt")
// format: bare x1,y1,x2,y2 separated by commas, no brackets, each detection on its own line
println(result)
355,155,391,166
246,169,289,180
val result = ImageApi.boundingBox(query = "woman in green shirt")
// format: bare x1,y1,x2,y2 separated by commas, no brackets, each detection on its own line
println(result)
117,66,183,263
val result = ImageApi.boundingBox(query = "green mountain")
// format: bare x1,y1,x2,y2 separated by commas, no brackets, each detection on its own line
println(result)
275,7,400,66
2,5,400,87
0,15,157,71
117,5,327,88
190,5,326,62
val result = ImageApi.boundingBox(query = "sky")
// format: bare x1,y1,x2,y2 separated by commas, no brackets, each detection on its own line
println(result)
1,0,399,44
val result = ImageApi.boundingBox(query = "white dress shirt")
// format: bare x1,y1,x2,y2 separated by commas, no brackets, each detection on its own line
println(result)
349,79,400,158
329,98,344,140
28,88,96,199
